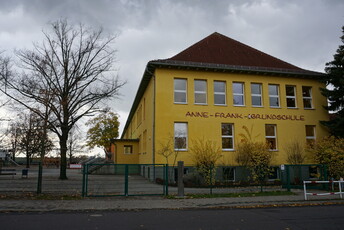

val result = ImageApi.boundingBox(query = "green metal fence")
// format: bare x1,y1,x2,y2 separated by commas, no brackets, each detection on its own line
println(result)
82,164,168,197
281,164,328,191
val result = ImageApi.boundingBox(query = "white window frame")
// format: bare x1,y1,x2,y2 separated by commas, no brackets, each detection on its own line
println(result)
269,84,280,108
233,82,245,106
305,125,316,145
194,80,207,105
251,83,263,107
222,123,234,151
265,124,277,151
174,78,187,104
286,85,297,108
302,86,313,109
174,122,188,151
214,81,226,105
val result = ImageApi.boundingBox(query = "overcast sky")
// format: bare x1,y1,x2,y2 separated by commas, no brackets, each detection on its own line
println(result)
0,0,343,142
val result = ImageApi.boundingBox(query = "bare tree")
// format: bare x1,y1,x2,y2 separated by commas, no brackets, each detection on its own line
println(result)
0,20,124,179
68,126,84,164
16,112,54,168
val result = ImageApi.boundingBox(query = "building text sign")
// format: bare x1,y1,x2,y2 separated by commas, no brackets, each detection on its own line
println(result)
185,111,305,121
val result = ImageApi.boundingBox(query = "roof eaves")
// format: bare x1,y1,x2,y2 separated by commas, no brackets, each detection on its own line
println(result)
151,60,325,79
120,62,156,139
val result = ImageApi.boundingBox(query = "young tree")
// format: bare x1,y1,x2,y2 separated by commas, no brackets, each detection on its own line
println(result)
86,111,119,160
16,112,54,168
190,139,222,186
235,125,273,191
284,140,307,164
67,127,84,164
321,26,344,137
5,122,20,161
0,20,124,179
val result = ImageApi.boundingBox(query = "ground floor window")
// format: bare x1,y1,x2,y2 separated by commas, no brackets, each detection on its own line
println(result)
305,125,316,146
222,167,235,181
265,124,277,150
309,166,320,179
124,145,133,154
268,167,280,180
174,122,188,150
221,123,234,150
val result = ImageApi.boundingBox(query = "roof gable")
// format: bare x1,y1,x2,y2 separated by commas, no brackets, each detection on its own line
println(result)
167,32,303,71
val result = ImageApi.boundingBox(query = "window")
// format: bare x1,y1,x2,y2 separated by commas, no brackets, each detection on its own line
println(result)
251,83,262,107
124,145,133,154
222,123,234,150
269,84,280,107
286,85,297,108
137,104,142,127
222,167,235,181
143,130,147,154
233,82,244,106
305,125,316,146
174,123,188,150
268,167,280,180
214,81,226,105
302,86,313,109
174,79,187,104
194,80,207,104
309,166,320,179
265,124,277,150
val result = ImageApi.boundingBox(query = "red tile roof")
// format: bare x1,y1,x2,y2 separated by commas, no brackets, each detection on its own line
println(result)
166,32,303,71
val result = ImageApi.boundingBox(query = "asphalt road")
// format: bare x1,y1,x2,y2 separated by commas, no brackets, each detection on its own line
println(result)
1,205,343,230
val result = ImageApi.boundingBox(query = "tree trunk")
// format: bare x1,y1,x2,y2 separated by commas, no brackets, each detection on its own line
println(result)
26,154,30,168
59,130,68,180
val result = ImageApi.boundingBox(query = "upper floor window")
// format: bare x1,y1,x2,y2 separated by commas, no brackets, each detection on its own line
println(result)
214,81,226,105
286,85,297,108
269,84,280,108
233,82,244,106
265,124,277,150
174,122,188,151
174,79,187,104
194,80,207,104
251,83,262,107
221,123,234,150
302,86,313,109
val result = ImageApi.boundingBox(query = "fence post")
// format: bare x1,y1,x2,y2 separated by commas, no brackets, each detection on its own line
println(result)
177,161,184,197
82,164,86,197
125,164,129,196
286,165,291,192
85,164,89,197
37,162,43,194
165,164,169,196
210,166,213,195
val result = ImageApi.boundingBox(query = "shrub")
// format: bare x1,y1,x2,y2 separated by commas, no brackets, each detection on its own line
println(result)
189,139,222,186
284,140,307,164
235,125,274,191
308,136,344,179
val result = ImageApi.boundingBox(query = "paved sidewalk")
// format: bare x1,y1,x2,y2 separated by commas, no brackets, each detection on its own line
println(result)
1,190,343,212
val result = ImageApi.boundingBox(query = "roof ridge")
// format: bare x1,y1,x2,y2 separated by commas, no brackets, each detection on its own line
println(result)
166,32,304,71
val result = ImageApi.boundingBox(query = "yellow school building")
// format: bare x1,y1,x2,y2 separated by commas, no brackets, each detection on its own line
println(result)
111,32,329,167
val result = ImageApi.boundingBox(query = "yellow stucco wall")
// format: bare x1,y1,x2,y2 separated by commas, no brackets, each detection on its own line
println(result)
118,76,155,164
112,140,139,164
153,68,329,166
